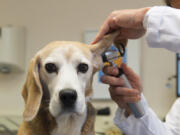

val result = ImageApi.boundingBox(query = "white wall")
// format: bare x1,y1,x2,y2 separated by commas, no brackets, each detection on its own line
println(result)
141,38,176,118
0,0,174,119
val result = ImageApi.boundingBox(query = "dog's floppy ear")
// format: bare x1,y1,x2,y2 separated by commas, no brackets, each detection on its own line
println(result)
89,32,127,70
21,54,43,122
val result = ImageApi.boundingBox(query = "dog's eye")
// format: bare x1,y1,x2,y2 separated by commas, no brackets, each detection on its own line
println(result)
77,63,88,73
45,63,58,73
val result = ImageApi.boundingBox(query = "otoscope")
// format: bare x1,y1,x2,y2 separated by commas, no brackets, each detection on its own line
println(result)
101,43,145,118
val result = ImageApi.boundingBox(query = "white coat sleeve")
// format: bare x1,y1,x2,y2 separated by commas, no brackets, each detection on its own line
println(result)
114,94,173,135
143,6,180,53
165,98,180,134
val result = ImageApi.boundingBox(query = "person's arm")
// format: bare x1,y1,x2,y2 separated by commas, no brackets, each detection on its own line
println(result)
114,94,173,135
114,97,180,135
92,7,149,44
144,6,180,52
92,6,180,53
101,64,174,135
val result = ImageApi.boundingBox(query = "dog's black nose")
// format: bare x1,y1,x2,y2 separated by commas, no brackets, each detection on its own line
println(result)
59,89,77,107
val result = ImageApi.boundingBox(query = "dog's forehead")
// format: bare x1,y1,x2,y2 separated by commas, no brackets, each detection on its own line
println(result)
39,41,92,60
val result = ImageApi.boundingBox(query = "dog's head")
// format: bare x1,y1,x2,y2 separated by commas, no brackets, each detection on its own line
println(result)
21,32,127,122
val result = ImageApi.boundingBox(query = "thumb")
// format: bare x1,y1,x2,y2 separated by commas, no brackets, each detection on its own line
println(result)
91,29,107,44
91,22,110,44
91,33,102,44
121,63,142,91
121,63,138,82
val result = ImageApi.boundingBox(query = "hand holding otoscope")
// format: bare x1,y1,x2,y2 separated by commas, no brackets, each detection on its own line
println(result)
101,43,145,118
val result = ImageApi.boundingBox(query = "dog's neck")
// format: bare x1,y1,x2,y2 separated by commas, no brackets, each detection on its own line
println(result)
26,102,96,135
52,102,96,135
51,108,87,135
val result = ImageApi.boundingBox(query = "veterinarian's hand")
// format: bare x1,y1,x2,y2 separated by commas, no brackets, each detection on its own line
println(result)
92,7,150,44
101,63,142,117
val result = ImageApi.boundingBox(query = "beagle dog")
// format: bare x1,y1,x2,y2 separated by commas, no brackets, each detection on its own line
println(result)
17,32,126,135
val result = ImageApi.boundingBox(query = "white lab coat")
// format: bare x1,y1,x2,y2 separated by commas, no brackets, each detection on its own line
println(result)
114,6,180,135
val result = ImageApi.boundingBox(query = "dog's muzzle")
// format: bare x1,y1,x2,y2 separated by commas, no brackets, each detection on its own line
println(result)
59,89,77,108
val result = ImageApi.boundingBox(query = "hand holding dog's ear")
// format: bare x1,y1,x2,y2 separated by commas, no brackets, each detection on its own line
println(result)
92,7,150,44
101,64,142,117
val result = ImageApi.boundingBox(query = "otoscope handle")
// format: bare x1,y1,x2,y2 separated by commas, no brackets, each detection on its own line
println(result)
118,68,145,118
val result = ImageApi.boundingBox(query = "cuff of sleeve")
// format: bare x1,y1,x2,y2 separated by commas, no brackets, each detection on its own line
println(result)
114,107,136,131
113,94,171,135
143,6,171,48
143,6,169,29
113,93,149,131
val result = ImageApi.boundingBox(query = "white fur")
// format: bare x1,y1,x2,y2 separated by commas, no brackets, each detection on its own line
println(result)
40,44,93,135
51,108,87,135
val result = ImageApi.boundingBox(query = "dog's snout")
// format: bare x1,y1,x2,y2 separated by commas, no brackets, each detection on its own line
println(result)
59,89,77,107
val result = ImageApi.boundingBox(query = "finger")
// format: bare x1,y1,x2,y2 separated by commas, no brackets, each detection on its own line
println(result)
121,63,139,82
117,99,132,114
92,16,118,44
110,86,140,96
120,95,141,103
121,63,143,91
101,75,125,86
91,21,110,44
109,86,141,103
116,101,127,109
108,89,127,108
110,92,133,115
103,66,119,76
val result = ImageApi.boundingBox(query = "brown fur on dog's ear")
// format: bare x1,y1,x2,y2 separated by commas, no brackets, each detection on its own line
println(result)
89,31,128,70
22,54,43,122
90,32,119,55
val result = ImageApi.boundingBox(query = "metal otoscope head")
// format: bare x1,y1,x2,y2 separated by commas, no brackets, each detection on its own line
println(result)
102,43,125,64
